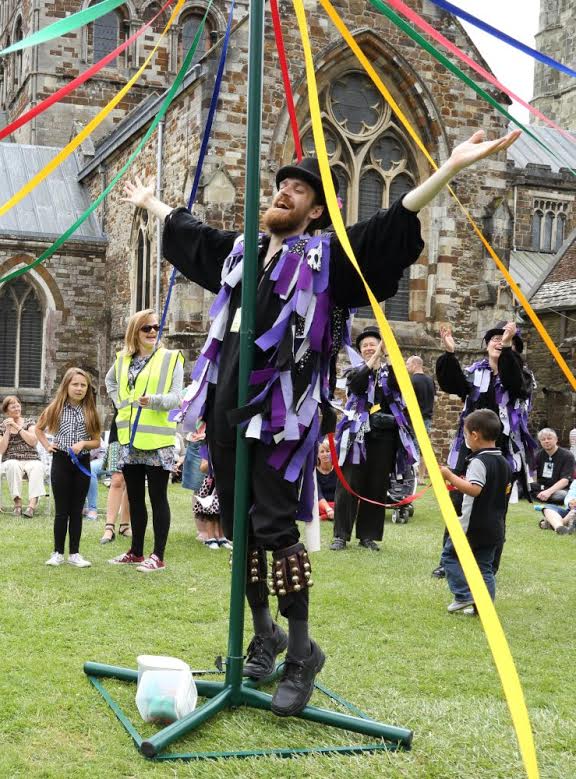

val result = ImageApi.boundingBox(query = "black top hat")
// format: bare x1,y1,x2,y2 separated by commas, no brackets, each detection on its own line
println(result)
276,157,340,230
355,326,381,352
483,321,524,353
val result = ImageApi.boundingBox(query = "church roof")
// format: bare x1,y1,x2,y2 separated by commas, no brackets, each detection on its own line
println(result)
509,250,555,298
507,126,576,174
0,143,105,241
528,229,576,311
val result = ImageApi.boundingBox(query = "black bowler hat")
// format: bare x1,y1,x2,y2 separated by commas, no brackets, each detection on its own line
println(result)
276,157,340,230
483,321,524,353
355,326,381,352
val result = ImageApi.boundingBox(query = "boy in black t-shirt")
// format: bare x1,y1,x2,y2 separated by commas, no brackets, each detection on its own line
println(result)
440,409,512,615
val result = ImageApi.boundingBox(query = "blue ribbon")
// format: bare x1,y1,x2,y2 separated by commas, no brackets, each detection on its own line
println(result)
128,0,235,449
67,447,97,479
427,0,576,79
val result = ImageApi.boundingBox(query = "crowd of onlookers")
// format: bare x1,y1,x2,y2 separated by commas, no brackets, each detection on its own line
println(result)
1,313,574,623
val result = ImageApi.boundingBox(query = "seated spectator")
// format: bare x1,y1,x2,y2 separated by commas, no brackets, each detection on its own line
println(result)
0,395,46,517
538,478,576,535
530,428,575,505
316,439,336,520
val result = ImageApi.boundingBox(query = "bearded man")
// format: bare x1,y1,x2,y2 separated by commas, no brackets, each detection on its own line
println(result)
124,128,520,717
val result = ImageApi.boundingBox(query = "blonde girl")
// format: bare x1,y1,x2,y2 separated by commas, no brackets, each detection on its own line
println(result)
36,368,101,568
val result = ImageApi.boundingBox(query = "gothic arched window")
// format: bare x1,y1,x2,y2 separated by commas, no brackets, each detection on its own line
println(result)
13,17,23,88
299,71,418,320
531,210,542,250
92,6,120,64
135,226,152,312
555,212,565,250
180,11,211,67
543,212,554,252
0,279,43,389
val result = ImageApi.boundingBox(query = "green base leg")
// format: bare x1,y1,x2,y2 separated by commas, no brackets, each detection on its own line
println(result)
140,687,232,758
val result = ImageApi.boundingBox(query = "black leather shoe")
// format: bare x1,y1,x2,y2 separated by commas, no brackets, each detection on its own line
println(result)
431,565,445,578
359,538,380,551
271,640,325,717
243,624,288,679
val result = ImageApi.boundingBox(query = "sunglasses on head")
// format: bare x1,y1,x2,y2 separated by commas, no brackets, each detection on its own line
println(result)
140,324,160,333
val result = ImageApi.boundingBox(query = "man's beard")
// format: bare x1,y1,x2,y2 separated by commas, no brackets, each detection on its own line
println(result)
262,205,306,234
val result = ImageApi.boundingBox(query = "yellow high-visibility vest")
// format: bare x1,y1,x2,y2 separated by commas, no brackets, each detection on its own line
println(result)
115,348,183,450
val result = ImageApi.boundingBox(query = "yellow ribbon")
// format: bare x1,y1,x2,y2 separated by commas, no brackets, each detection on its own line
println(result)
292,1,539,777
316,0,574,393
0,0,185,218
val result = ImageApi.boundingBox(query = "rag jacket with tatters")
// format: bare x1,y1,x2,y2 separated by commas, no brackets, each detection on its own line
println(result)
436,347,537,476
335,362,418,477
161,197,424,520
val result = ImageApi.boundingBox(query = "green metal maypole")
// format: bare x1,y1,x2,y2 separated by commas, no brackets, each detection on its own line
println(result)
85,0,414,759
225,0,265,701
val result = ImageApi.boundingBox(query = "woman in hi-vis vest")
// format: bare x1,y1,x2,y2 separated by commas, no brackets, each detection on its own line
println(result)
105,309,184,572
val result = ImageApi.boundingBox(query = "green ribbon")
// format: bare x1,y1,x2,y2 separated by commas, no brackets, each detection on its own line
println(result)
0,2,212,285
370,0,576,177
0,1,128,57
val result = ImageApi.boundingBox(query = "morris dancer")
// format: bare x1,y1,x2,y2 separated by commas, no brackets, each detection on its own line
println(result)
124,128,520,717
432,319,536,577
331,327,417,551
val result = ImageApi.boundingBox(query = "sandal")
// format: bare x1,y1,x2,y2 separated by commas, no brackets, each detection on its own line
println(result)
118,523,132,538
538,518,552,530
13,506,22,516
23,506,35,518
100,524,116,545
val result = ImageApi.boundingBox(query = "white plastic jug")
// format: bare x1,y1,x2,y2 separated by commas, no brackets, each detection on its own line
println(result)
135,668,198,724
136,654,190,684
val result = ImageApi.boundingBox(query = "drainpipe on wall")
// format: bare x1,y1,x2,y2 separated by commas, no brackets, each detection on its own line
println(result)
31,0,40,144
512,184,517,251
155,118,165,316
98,163,107,234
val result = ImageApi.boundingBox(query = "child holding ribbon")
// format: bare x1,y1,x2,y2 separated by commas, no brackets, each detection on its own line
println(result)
36,368,102,568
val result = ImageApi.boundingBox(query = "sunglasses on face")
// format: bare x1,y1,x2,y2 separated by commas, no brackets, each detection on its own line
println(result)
140,324,160,333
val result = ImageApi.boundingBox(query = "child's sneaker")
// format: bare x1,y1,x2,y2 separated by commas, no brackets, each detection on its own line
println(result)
462,605,477,616
136,553,165,572
68,553,91,568
108,551,145,565
203,538,220,550
45,552,65,566
217,538,233,550
85,509,98,521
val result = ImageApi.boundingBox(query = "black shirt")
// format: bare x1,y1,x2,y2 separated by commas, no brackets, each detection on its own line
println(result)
316,468,337,502
410,373,435,419
462,448,512,548
535,447,575,489
163,198,424,442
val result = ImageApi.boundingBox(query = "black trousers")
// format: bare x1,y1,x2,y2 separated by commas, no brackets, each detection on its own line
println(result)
123,465,171,560
207,425,308,620
207,429,301,551
333,431,397,542
51,450,90,555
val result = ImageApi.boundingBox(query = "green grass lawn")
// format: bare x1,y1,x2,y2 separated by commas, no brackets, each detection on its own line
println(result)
0,482,574,778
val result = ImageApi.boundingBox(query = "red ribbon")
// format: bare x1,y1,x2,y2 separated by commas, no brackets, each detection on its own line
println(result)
270,0,303,161
327,432,433,508
0,0,175,142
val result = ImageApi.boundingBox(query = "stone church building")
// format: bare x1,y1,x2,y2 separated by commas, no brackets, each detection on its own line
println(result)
0,0,574,452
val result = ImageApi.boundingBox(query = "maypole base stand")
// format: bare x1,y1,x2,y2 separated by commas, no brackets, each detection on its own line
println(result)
83,661,413,761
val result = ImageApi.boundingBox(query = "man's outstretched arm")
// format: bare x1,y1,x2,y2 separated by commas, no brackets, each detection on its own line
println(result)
402,129,521,212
